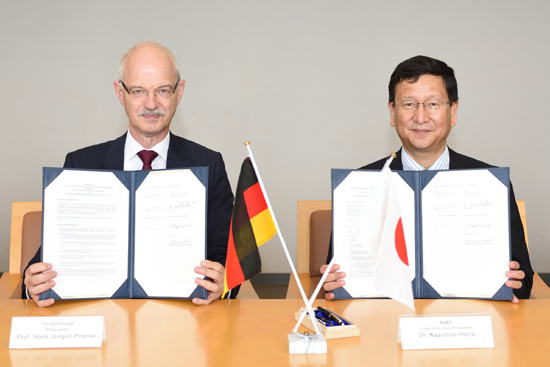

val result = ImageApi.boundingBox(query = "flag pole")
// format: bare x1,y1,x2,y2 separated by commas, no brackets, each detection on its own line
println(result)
294,255,337,331
293,226,354,330
382,153,396,171
244,142,321,335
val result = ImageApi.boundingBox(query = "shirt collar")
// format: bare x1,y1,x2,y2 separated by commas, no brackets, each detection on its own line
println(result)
124,131,170,163
402,146,450,171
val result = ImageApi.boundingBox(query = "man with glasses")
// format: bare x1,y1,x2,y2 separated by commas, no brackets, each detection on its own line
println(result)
22,41,234,307
322,55,533,302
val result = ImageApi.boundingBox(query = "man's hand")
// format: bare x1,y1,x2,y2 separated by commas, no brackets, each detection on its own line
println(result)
24,262,57,307
192,260,225,305
320,263,346,300
506,261,525,304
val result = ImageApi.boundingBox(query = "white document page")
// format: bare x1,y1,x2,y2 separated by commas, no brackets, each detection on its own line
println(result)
422,170,509,298
134,169,206,297
333,170,415,297
42,170,129,299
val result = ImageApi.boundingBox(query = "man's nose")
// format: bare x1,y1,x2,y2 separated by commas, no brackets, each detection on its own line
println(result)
413,104,430,123
144,91,158,108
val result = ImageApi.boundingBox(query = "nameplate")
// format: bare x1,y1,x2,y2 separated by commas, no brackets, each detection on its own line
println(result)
9,316,105,349
398,313,494,350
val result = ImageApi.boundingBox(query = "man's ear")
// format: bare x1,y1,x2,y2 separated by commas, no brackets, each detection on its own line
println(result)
114,81,126,106
388,102,396,127
450,100,459,127
176,79,186,105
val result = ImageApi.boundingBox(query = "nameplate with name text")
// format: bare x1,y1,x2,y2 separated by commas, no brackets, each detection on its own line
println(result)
398,313,494,350
9,316,105,349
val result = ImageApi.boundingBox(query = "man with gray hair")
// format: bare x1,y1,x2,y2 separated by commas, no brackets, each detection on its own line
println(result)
23,41,234,306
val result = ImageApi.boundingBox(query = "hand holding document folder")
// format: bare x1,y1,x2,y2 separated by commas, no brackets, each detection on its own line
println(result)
38,167,209,301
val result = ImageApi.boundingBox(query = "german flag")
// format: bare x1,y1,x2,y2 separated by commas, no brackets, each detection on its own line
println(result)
223,157,277,297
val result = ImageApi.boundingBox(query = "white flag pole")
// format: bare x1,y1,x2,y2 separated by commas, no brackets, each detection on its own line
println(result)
293,227,353,331
293,255,337,331
381,154,395,171
244,142,321,335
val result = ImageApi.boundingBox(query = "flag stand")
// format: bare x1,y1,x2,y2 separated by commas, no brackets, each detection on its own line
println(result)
288,332,327,354
244,142,327,354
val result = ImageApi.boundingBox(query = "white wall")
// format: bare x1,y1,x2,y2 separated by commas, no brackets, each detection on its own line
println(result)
1,1,549,274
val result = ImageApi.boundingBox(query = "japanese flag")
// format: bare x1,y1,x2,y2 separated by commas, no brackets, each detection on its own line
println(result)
353,165,415,310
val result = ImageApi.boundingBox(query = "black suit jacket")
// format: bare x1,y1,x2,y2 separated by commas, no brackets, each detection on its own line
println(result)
329,147,534,299
23,132,235,297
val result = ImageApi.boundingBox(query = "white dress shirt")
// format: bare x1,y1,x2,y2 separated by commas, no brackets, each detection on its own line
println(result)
401,146,450,171
123,131,170,170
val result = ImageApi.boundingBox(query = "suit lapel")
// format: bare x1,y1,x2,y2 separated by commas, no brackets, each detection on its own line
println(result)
391,149,404,170
102,133,126,170
448,147,461,169
166,133,190,169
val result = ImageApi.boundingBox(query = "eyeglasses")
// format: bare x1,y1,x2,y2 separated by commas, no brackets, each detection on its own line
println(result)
119,81,178,101
395,99,450,112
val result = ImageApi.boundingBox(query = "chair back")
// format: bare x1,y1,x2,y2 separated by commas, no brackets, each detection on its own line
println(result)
516,200,529,250
9,201,42,275
297,201,331,273
309,210,332,277
20,211,42,274
295,200,331,297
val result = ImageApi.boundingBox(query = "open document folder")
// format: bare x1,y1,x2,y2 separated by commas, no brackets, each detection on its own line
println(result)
331,168,512,301
40,167,208,301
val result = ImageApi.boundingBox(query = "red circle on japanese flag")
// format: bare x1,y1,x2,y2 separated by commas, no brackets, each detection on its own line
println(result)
395,218,408,266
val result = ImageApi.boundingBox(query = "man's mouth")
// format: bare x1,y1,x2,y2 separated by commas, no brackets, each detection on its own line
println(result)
411,128,432,135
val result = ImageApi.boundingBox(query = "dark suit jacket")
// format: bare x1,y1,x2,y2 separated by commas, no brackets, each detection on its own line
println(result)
23,132,235,298
329,147,534,299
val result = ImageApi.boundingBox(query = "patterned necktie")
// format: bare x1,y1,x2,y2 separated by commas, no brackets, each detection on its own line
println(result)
137,150,158,170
